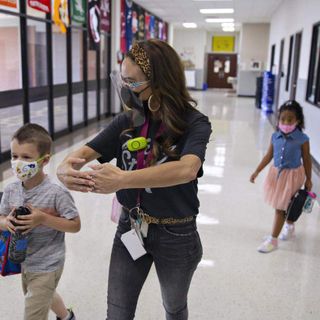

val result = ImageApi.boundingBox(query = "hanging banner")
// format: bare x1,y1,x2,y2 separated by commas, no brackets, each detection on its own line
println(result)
125,0,133,50
137,6,145,40
71,0,86,24
121,0,168,46
149,15,155,39
100,0,110,33
163,22,168,42
53,0,69,33
28,0,50,13
88,0,100,49
158,21,163,40
131,3,138,42
0,0,17,8
145,12,150,40
120,0,126,53
154,18,159,39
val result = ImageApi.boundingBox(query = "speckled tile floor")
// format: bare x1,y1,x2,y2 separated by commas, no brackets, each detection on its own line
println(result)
1,90,319,320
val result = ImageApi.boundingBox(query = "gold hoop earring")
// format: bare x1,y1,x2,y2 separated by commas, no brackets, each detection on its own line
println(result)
148,94,161,112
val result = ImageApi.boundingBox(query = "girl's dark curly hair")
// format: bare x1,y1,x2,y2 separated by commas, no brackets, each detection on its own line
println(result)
278,100,305,130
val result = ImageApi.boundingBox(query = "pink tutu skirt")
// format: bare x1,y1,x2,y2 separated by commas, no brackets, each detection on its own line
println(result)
264,165,305,211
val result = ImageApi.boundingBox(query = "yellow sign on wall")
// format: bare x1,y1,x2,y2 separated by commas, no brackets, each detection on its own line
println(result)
212,36,235,52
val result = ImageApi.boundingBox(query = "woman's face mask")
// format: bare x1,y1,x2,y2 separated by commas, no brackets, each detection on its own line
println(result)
110,70,150,127
11,155,47,181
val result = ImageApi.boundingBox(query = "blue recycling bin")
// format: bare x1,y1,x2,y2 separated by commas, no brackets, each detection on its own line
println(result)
261,71,275,113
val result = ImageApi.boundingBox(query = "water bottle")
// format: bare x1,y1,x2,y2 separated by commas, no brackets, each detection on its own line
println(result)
8,206,31,264
303,192,317,213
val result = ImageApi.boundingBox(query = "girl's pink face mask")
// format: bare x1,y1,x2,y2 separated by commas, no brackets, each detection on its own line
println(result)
279,123,297,134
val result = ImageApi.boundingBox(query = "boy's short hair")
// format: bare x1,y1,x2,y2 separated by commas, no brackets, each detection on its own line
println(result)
12,123,52,156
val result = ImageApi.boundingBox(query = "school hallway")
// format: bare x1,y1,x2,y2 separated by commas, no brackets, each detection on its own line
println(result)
0,89,320,320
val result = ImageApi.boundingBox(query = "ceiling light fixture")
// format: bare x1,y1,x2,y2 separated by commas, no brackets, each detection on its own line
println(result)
206,18,234,23
221,22,235,27
200,8,234,14
182,22,198,28
222,27,235,32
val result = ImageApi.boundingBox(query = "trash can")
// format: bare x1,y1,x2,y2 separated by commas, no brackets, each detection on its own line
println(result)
255,76,263,109
261,71,275,113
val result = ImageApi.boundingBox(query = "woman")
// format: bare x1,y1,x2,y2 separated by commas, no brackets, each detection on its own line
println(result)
57,39,212,320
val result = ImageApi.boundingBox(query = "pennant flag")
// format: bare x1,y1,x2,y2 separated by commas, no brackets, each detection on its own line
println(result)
53,0,69,33
125,0,133,50
100,0,110,33
120,0,126,53
88,0,100,49
71,0,86,24
0,0,17,8
28,0,50,13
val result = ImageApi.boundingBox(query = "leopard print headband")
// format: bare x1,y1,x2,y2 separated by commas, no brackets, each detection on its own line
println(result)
128,43,152,79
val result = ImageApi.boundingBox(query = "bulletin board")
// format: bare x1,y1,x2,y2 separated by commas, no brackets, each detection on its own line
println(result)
212,36,235,52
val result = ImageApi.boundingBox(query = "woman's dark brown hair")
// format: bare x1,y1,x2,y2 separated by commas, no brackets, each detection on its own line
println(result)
125,39,197,165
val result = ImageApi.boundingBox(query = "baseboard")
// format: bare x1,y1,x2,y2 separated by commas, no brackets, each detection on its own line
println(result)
237,94,255,98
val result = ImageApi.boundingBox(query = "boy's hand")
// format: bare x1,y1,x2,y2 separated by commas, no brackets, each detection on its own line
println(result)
250,171,259,183
15,205,45,234
5,209,17,234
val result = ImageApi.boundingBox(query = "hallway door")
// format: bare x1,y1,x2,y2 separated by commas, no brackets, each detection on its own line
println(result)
207,53,237,88
290,32,302,100
274,39,285,109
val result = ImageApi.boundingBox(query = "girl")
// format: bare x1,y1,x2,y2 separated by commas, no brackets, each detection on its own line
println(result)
250,100,312,253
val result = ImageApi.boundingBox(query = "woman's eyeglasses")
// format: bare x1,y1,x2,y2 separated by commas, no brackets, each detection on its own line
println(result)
121,77,149,89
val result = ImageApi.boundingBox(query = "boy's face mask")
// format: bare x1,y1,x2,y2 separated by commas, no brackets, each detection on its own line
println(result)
11,155,47,181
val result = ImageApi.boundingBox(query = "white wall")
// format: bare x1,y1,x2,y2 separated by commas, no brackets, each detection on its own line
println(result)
172,28,207,69
239,23,270,71
269,0,320,163
269,0,320,78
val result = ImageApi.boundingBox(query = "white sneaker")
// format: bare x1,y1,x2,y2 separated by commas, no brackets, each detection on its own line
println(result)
279,223,295,241
257,236,278,253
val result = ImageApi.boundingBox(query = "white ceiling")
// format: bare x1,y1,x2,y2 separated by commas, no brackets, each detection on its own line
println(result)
133,0,284,31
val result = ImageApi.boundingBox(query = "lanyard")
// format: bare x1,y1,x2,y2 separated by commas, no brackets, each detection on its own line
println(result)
136,117,150,170
135,117,164,207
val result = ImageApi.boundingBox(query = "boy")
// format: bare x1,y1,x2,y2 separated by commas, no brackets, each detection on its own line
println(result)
0,123,80,320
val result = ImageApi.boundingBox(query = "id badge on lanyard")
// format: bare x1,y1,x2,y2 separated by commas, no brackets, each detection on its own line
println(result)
129,117,163,240
121,118,153,259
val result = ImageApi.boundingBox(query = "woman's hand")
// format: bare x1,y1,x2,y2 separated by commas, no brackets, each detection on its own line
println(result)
57,157,95,192
89,163,125,194
305,179,313,192
14,205,45,234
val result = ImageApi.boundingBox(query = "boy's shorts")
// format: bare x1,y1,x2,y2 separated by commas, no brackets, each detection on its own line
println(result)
22,266,63,320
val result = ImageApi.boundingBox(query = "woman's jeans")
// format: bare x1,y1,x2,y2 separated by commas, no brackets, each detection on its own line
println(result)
106,212,203,320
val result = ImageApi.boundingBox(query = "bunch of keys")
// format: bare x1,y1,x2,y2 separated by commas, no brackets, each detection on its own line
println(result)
129,207,149,243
